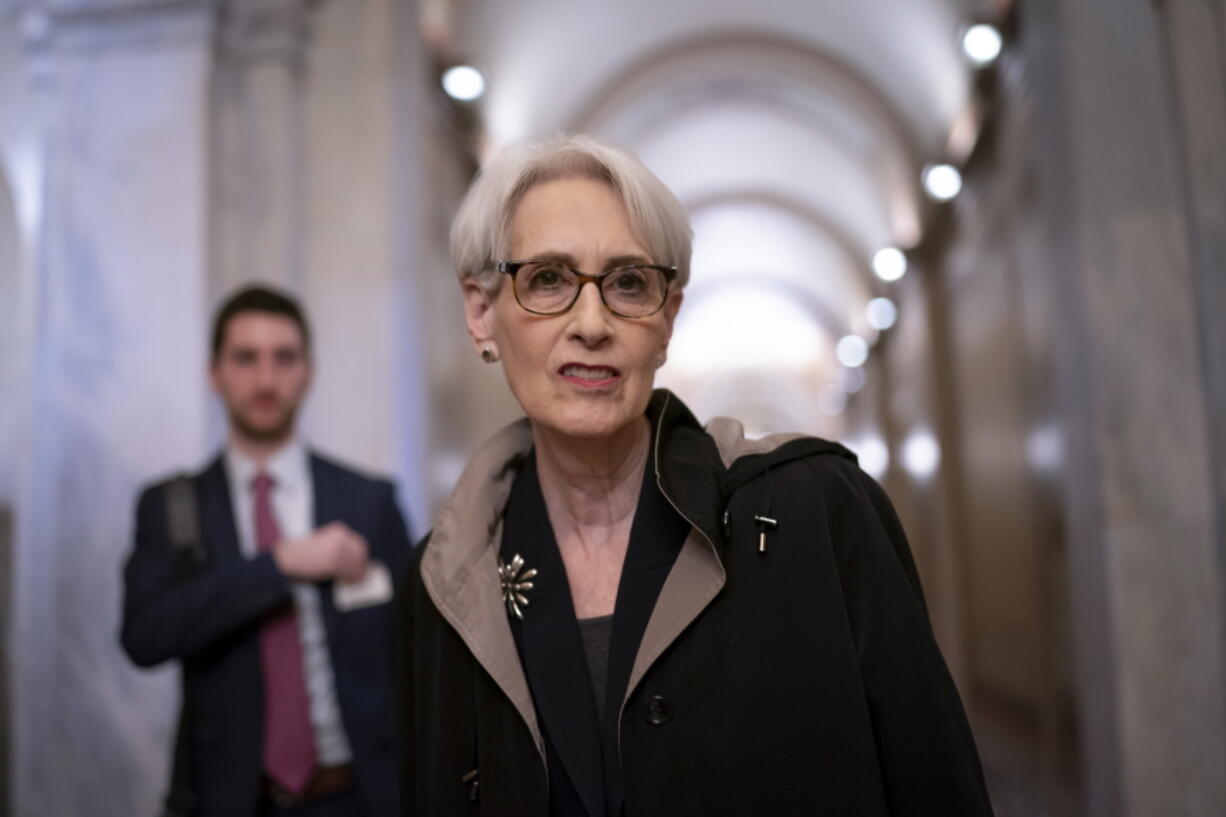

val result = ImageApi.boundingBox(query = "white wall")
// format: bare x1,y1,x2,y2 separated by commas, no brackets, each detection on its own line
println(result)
5,7,214,815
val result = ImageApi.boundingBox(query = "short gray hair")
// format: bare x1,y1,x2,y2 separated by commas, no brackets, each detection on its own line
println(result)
450,134,693,292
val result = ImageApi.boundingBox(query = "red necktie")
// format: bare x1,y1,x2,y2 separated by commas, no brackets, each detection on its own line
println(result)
252,472,317,793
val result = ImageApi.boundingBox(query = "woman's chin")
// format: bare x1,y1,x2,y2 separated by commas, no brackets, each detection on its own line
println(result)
529,402,644,444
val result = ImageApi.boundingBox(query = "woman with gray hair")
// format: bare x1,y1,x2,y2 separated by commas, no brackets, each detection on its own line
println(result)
397,135,993,816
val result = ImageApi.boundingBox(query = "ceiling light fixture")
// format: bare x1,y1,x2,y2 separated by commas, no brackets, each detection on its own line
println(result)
442,65,486,101
923,163,963,202
852,436,890,480
866,297,898,331
903,431,941,479
841,366,866,394
872,247,908,282
836,335,870,368
963,24,1003,67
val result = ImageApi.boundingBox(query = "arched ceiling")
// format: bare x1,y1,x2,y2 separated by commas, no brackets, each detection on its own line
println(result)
456,0,969,155
633,101,901,253
447,0,979,435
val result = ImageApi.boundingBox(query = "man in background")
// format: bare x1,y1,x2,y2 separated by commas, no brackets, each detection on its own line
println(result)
121,285,411,817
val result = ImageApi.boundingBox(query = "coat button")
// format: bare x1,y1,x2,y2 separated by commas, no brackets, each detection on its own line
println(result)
721,508,731,538
644,695,672,726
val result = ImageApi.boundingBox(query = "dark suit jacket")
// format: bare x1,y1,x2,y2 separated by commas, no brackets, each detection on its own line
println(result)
121,451,412,817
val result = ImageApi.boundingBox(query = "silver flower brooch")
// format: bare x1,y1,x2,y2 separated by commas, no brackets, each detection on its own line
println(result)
498,553,538,620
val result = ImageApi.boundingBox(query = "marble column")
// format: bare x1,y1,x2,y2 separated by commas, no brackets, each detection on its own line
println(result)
210,0,314,297
9,3,215,815
294,0,431,528
1161,1,1226,736
1024,0,1226,814
208,0,434,528
0,149,22,817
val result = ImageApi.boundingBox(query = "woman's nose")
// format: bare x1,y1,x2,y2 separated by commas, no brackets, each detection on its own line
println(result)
567,281,613,344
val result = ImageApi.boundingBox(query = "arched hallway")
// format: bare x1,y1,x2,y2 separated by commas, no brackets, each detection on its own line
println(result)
0,1,1223,815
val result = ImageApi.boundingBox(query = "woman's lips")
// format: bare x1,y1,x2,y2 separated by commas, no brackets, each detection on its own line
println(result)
558,363,621,387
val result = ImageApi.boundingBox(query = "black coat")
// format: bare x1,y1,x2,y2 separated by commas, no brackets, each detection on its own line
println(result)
398,391,993,816
121,452,412,817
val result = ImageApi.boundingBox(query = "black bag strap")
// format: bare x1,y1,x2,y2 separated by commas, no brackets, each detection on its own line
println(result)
165,476,205,577
161,476,206,817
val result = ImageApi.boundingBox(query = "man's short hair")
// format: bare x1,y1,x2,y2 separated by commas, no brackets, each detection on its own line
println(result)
211,285,312,359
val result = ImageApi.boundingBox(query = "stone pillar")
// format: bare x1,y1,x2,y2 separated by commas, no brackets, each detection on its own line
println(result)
4,3,434,815
295,0,431,528
208,0,434,528
1161,1,1226,735
1023,0,1226,814
0,164,21,817
9,3,215,815
210,0,314,297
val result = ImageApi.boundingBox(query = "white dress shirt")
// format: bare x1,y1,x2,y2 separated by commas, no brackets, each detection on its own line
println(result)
225,439,353,767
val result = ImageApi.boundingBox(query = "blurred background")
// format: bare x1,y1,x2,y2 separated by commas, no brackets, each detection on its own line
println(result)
0,0,1224,815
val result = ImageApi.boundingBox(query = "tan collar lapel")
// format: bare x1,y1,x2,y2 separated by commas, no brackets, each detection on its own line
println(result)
705,416,809,468
624,526,726,702
624,402,801,706
622,392,730,706
419,417,545,760
421,396,794,749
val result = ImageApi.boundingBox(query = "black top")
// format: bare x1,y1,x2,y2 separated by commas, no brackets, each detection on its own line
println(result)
578,614,614,717
500,434,691,817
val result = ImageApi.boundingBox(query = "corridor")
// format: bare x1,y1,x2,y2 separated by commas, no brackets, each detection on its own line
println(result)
0,0,1223,815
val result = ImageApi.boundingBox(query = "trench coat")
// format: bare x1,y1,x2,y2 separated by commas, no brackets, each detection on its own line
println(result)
397,390,993,816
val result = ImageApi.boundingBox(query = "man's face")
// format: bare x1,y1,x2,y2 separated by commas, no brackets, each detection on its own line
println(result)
210,312,312,444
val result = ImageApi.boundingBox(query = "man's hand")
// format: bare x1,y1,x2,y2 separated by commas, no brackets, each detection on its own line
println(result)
273,522,369,582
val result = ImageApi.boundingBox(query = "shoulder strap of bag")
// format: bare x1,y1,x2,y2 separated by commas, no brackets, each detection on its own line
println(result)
164,476,206,577
161,475,206,817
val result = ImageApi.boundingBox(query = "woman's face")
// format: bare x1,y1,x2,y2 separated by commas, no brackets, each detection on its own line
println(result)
463,176,682,441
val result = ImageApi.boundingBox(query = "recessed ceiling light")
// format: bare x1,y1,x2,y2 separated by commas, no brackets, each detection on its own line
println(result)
923,163,963,202
903,431,941,479
836,335,869,368
841,366,866,394
963,24,1003,67
442,65,485,101
872,247,908,282
852,436,890,479
866,297,898,331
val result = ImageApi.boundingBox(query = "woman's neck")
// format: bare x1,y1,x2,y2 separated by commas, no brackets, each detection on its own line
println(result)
532,416,651,541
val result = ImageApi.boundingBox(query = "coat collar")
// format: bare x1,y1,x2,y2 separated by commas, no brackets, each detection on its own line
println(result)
419,419,545,759
499,452,607,816
650,390,726,546
199,455,243,564
499,429,693,817
418,390,831,774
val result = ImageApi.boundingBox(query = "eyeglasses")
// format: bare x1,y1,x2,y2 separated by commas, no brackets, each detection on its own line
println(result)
496,259,677,318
